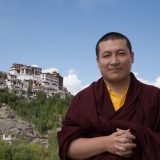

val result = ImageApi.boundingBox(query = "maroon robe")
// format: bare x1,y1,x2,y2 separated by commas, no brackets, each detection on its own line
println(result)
58,73,160,160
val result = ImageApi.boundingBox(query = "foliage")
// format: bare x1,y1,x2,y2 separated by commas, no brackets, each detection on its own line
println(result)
27,79,33,96
0,89,16,107
0,140,12,160
0,90,72,159
0,90,71,133
0,139,50,160
0,71,7,79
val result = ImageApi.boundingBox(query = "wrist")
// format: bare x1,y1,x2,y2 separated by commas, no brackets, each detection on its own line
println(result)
100,136,110,153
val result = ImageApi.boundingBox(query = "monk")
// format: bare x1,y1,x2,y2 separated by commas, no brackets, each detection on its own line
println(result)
58,32,160,160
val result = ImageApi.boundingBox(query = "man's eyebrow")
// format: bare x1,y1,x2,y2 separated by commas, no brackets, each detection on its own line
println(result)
116,49,129,52
102,49,126,53
117,48,124,50
102,50,111,54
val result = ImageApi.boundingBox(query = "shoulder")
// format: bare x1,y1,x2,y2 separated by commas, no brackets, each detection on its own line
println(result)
141,82,160,94
131,72,160,95
74,77,104,99
68,77,104,107
65,78,104,124
138,82,160,103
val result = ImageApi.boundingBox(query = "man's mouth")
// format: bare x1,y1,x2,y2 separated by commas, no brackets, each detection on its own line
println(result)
109,68,122,71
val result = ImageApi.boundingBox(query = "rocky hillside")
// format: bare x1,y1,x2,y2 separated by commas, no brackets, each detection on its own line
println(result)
0,104,48,147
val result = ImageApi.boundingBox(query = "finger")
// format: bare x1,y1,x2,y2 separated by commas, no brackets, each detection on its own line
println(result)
122,134,136,142
118,135,136,143
115,144,126,152
117,130,136,140
116,129,130,136
117,128,130,132
116,149,133,157
118,137,131,143
116,142,136,150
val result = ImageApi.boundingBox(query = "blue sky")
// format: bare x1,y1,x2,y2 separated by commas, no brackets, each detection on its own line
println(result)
1,0,160,94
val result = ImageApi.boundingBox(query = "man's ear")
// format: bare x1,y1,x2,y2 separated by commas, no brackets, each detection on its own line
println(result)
96,57,100,68
131,51,134,63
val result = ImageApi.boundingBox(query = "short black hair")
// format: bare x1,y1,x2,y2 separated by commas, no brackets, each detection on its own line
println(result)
96,32,132,57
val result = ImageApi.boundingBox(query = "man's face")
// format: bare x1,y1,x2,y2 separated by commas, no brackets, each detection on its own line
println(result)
96,39,134,83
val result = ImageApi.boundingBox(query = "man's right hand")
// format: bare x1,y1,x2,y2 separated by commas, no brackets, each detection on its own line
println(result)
105,128,136,158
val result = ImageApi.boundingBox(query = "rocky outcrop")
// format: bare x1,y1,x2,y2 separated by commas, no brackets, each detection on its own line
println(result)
0,104,48,147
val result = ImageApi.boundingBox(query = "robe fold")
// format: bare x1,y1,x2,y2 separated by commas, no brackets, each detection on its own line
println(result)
58,73,160,160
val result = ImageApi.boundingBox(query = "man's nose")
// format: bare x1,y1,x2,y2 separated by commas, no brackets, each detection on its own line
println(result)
110,55,119,64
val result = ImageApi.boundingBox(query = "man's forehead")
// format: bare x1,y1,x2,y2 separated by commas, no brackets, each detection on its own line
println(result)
99,39,128,47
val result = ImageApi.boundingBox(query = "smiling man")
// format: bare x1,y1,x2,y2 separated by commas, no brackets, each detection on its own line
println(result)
97,38,133,84
58,32,160,160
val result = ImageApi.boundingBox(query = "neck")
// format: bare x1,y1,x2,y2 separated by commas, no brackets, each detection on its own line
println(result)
104,76,130,96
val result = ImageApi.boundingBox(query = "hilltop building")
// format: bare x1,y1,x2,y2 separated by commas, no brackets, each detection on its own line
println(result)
4,63,69,98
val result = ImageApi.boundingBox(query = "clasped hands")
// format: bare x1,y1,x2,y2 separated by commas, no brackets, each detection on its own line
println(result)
106,128,136,158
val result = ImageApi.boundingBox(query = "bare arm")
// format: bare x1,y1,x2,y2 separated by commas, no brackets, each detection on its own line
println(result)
67,129,136,160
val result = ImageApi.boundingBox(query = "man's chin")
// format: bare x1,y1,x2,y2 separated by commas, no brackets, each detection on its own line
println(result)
104,76,125,83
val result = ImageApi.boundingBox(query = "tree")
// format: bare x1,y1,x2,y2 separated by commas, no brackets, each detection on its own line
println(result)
48,130,60,160
0,71,7,79
27,79,33,96
0,140,12,160
27,143,49,160
36,91,46,104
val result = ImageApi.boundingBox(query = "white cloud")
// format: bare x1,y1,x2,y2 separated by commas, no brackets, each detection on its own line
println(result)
133,72,150,84
41,67,88,95
31,64,38,67
152,77,160,88
42,67,59,73
133,72,160,88
63,69,89,95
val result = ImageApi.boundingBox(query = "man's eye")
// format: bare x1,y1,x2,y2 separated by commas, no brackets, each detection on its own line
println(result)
118,52,125,55
103,54,110,58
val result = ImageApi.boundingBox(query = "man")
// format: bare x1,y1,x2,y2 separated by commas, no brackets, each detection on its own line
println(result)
58,32,160,160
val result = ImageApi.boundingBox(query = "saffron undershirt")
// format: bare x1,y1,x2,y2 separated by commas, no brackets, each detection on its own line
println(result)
106,84,129,111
